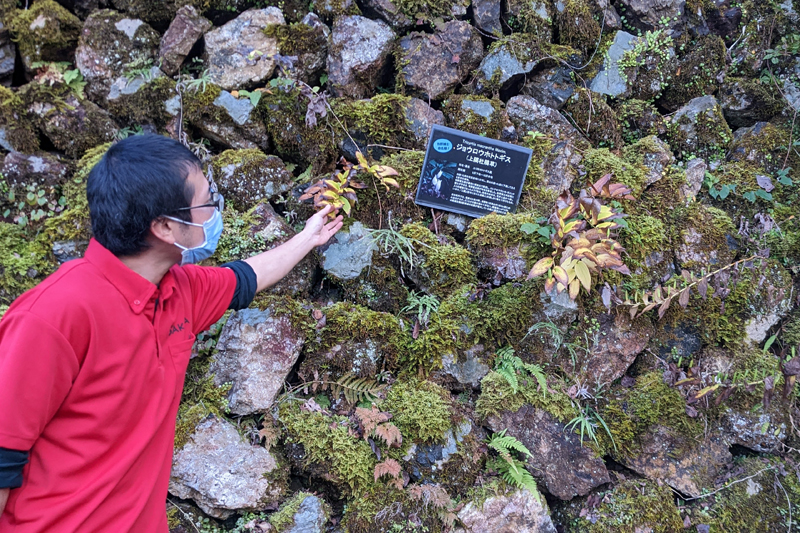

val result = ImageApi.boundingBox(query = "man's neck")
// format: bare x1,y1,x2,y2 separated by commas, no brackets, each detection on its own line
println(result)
118,249,178,286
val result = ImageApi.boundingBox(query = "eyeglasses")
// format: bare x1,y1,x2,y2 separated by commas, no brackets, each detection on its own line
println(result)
175,179,224,213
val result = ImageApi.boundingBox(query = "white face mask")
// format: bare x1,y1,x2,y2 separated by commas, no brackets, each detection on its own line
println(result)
164,209,224,265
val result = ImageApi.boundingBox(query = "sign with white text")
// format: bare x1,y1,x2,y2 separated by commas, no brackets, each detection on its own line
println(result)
414,125,533,218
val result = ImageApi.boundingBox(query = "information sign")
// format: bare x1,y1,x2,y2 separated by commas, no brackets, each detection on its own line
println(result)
414,125,533,218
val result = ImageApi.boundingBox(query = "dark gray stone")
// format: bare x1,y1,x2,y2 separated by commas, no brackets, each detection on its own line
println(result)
321,221,376,280
473,0,501,35
0,22,15,85
361,0,413,31
589,30,636,97
404,98,445,148
523,66,576,110
327,15,395,99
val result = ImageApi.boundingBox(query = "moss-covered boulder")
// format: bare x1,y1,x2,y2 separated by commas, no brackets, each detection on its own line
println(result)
563,88,622,148
210,149,293,210
658,34,726,111
20,82,118,158
265,13,329,85
617,99,666,144
75,9,160,101
6,0,82,74
720,77,785,129
441,95,512,140
555,0,601,57
103,70,176,130
399,223,477,298
0,86,40,154
664,94,733,162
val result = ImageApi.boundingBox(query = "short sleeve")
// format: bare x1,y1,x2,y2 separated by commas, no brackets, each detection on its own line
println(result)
182,265,237,335
0,311,79,451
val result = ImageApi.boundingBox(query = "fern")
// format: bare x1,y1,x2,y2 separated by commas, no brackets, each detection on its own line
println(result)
494,346,547,396
487,430,539,501
329,373,386,405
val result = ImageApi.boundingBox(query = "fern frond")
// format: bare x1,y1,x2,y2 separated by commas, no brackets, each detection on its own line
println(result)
523,363,547,396
496,366,519,393
497,457,540,502
332,373,386,405
488,429,533,459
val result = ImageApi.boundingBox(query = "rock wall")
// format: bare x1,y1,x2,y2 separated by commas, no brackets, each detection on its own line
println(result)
1,0,800,531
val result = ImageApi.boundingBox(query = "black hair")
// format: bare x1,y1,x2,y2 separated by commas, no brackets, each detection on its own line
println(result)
87,134,200,257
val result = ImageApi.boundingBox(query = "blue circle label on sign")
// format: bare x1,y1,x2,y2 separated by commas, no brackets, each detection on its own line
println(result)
433,138,452,153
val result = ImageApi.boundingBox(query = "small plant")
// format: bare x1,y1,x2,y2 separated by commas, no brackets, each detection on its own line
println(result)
528,174,633,299
234,88,262,106
30,61,86,98
486,429,540,499
399,292,439,327
565,403,615,452
493,346,546,396
185,69,212,93
299,151,400,220
704,171,735,200
114,125,144,141
369,224,429,277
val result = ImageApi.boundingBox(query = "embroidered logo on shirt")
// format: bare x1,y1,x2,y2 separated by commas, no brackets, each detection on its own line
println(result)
168,317,190,336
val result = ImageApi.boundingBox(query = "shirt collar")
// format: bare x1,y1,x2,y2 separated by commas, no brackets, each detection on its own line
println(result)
84,238,159,315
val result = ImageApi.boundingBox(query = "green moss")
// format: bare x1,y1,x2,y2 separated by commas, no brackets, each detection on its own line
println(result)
175,353,233,449
517,132,558,214
331,94,413,147
0,222,57,305
476,370,576,422
441,95,507,139
399,223,476,298
394,0,458,22
257,86,337,173
465,212,546,249
505,1,552,39
104,75,176,130
686,456,800,532
0,86,39,153
268,492,327,532
558,479,683,532
659,34,726,111
556,0,601,57
616,99,665,144
306,302,410,378
582,146,649,196
310,0,360,20
279,401,375,494
6,0,81,70
340,484,447,533
383,379,453,443
214,205,267,262
563,89,622,148
617,30,675,101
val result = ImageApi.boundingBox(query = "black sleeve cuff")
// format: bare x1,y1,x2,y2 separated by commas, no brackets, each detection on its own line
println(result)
0,447,28,489
223,260,258,311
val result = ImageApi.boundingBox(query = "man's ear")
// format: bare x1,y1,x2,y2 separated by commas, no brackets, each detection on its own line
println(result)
150,216,179,245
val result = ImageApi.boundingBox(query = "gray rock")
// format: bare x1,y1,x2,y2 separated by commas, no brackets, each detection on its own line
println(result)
24,91,118,159
158,5,212,76
506,95,586,194
361,0,413,31
211,307,306,416
719,78,783,129
321,221,376,280
287,495,329,533
488,405,610,500
169,415,286,519
327,16,395,99
718,408,787,453
589,31,636,97
474,244,528,282
211,150,293,209
638,136,674,187
2,151,70,189
75,10,160,101
440,345,491,388
404,98,445,148
454,488,556,533
106,67,163,100
52,240,89,263
681,158,707,202
204,8,285,91
284,13,329,84
573,312,653,385
0,22,15,85
180,87,270,151
476,40,546,94
473,0,501,35
523,66,576,110
397,20,483,101
445,213,470,233
541,289,578,325
742,262,793,345
621,425,731,498
667,95,732,161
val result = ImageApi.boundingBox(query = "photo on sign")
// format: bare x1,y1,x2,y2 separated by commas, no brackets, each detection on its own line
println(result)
418,159,458,201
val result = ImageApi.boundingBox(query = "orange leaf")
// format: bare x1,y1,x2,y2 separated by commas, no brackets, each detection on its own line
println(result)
374,423,403,447
374,458,402,482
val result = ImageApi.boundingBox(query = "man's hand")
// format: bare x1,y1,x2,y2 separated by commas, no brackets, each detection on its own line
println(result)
243,205,344,293
301,205,344,247
0,487,9,517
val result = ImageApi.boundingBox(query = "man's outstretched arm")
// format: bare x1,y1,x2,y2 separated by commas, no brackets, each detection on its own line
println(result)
243,205,343,293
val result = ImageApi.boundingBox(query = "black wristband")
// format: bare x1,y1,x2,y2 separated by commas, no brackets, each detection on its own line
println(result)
0,447,28,489
223,260,258,310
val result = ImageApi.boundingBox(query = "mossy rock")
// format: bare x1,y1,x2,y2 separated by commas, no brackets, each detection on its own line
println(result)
617,30,676,101
257,85,337,173
0,86,40,154
210,149,293,210
664,95,733,163
658,34,727,111
616,99,666,145
720,77,785,129
441,95,510,140
684,456,800,532
6,0,82,73
383,378,453,443
300,302,410,380
475,369,575,423
504,0,553,40
264,20,328,81
0,222,58,305
103,73,176,130
330,93,414,149
340,484,447,533
393,0,465,22
563,89,622,149
268,492,330,532
727,121,800,175
309,0,360,21
581,144,650,196
553,479,683,532
555,0,600,57
339,254,408,314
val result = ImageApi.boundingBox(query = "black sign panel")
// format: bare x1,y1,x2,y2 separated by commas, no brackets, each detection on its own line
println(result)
414,125,533,218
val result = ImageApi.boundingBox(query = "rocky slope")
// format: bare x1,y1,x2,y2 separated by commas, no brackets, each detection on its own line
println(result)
1,0,800,531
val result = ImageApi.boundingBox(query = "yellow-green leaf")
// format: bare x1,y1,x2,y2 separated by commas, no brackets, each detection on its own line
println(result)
529,257,553,278
552,265,569,287
574,260,591,291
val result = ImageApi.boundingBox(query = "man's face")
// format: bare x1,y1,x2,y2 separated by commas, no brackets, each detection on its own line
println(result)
177,166,215,248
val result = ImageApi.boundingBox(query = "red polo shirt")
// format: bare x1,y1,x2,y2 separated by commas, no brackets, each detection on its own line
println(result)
0,238,236,532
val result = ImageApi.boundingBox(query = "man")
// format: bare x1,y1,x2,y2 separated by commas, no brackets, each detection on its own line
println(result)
0,134,343,531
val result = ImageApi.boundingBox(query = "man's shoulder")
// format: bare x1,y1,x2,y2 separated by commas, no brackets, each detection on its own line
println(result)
7,258,103,318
